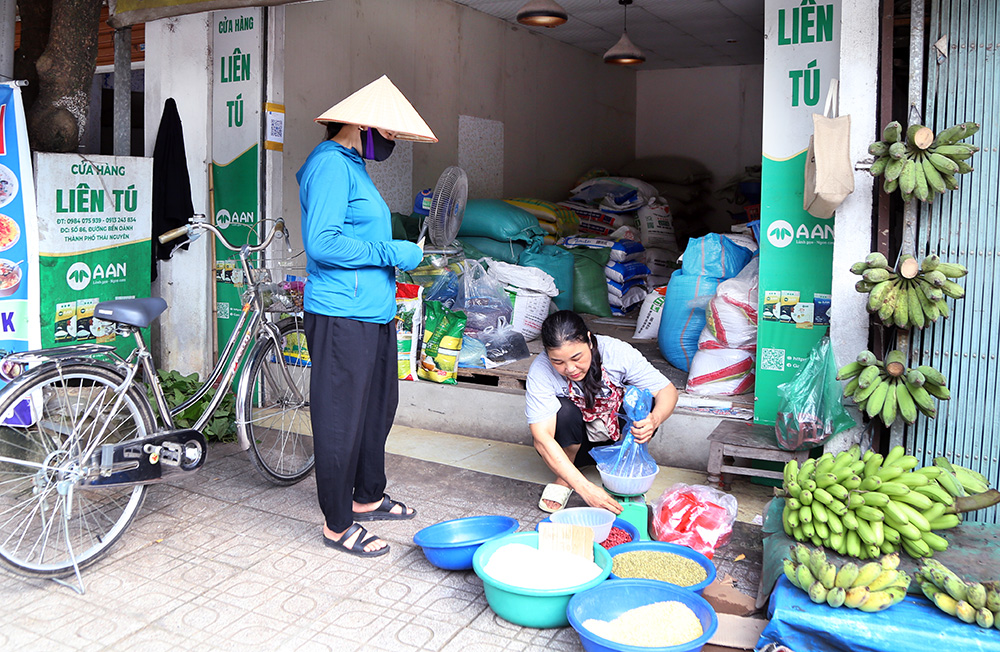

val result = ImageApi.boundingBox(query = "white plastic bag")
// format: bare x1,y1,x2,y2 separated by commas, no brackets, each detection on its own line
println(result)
486,260,559,298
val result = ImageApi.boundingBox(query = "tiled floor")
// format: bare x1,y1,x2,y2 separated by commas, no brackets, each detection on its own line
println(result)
0,426,772,652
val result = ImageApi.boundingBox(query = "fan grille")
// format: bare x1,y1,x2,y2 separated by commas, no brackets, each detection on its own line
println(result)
427,166,467,247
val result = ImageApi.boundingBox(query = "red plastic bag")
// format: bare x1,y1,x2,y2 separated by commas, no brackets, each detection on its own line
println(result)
651,483,738,559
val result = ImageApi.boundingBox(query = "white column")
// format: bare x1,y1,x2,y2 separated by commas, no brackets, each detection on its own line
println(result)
0,0,15,81
145,14,214,379
826,0,881,453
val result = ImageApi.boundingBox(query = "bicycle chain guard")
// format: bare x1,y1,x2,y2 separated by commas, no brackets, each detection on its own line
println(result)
88,429,208,487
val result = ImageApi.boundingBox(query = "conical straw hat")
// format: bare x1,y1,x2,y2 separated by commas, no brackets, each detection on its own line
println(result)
314,75,437,143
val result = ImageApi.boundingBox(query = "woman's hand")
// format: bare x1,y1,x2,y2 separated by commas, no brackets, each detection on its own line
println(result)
630,414,661,444
578,481,623,514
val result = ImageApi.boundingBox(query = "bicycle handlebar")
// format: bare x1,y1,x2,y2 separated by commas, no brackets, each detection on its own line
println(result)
157,215,288,253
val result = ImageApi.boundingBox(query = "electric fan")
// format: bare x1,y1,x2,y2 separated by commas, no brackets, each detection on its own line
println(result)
417,166,467,258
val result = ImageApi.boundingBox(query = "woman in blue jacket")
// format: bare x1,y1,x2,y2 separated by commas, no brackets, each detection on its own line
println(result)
298,76,437,557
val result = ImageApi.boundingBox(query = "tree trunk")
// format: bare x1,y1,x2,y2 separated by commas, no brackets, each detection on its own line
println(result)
12,0,52,110
22,0,103,152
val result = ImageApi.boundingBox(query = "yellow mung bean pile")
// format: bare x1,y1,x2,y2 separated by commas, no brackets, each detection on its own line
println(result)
583,601,703,647
612,550,708,586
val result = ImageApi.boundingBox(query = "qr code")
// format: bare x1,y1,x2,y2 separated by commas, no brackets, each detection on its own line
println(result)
217,302,230,320
760,347,785,372
269,117,283,140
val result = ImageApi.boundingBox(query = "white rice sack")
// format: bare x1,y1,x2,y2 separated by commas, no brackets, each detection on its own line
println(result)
637,198,679,251
686,348,756,396
633,287,668,339
559,236,645,263
704,297,757,351
644,247,681,278
483,543,603,590
605,260,651,285
608,285,647,310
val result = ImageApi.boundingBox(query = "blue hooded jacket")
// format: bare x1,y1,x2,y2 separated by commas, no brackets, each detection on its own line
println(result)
296,140,411,323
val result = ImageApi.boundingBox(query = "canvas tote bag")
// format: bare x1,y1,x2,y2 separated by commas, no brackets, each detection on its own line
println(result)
803,79,854,218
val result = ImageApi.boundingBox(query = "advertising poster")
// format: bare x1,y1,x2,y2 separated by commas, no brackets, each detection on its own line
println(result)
34,153,152,360
756,0,841,424
212,8,262,353
0,84,41,398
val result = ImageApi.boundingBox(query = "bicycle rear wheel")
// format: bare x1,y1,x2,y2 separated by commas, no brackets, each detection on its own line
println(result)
242,317,314,485
0,363,156,577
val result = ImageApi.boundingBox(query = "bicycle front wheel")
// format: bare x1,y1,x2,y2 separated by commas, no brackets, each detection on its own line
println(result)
0,363,156,577
242,318,314,485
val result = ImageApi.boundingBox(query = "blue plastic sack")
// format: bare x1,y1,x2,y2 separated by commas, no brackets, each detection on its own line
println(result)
657,269,720,372
680,233,754,279
588,387,658,477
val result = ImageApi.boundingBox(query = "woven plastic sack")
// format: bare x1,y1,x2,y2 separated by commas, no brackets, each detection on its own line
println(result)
657,270,719,372
651,483,738,559
570,246,612,317
686,348,755,396
774,336,856,451
459,236,526,265
518,241,575,311
458,199,547,242
680,233,754,279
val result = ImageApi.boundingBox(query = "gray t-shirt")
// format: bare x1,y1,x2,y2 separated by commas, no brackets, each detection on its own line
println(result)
524,335,671,428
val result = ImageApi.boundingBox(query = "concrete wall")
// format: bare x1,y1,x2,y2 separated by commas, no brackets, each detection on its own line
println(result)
144,14,214,379
280,0,637,240
635,65,764,233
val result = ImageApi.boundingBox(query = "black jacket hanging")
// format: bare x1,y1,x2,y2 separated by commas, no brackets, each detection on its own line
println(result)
150,98,195,281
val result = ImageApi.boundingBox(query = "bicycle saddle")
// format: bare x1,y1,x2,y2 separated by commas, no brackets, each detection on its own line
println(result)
95,297,168,328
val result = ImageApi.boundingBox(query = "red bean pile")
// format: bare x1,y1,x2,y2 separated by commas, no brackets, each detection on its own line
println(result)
600,527,633,549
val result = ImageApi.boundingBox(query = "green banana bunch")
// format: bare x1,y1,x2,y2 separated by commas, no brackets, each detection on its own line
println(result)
849,251,966,330
778,444,1000,559
917,559,1000,629
838,349,950,427
784,543,909,611
868,120,979,202
934,457,992,494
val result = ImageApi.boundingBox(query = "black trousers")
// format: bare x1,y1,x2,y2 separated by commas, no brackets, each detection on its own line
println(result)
304,313,398,532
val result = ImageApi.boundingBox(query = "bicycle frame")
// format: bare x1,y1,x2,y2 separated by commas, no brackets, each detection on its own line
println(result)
148,217,306,449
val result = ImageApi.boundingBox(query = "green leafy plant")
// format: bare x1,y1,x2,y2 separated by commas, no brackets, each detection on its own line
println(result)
148,369,237,443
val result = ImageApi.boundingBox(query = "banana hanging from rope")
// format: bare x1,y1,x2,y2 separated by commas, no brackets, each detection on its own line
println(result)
838,349,950,427
850,252,966,330
868,120,979,203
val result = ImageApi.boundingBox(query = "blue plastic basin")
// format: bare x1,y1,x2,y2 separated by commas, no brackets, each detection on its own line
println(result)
567,578,719,652
412,515,518,570
608,540,717,593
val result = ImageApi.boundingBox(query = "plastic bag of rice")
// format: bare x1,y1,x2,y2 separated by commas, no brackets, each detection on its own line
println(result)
583,600,703,647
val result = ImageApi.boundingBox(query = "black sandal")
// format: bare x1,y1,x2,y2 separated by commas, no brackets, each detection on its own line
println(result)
353,495,416,522
322,523,389,557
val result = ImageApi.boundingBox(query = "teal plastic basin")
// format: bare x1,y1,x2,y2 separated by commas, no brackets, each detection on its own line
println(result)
472,531,613,629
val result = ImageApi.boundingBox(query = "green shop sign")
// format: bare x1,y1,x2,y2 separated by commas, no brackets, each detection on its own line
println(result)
756,0,841,425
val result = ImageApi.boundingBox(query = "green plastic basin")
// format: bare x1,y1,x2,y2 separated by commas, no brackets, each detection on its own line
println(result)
472,531,613,629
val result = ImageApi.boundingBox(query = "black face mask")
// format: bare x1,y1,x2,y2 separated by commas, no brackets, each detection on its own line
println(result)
362,128,396,161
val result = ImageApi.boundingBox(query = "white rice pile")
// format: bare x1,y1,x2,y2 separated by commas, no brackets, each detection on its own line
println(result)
483,543,603,590
583,600,703,647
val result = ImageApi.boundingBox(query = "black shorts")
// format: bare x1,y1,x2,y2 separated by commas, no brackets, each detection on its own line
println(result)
552,397,623,469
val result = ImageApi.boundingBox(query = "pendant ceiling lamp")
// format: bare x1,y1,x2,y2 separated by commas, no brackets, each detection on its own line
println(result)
516,0,568,28
604,0,645,65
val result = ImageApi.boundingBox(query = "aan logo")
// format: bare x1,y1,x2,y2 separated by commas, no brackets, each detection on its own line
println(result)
767,220,795,249
67,262,91,291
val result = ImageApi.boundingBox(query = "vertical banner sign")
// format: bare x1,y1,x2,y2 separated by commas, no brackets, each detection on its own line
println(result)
213,8,262,353
755,0,841,425
0,84,40,414
34,153,152,360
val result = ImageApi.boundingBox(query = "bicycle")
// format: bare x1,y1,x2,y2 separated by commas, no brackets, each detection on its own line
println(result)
0,215,313,584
